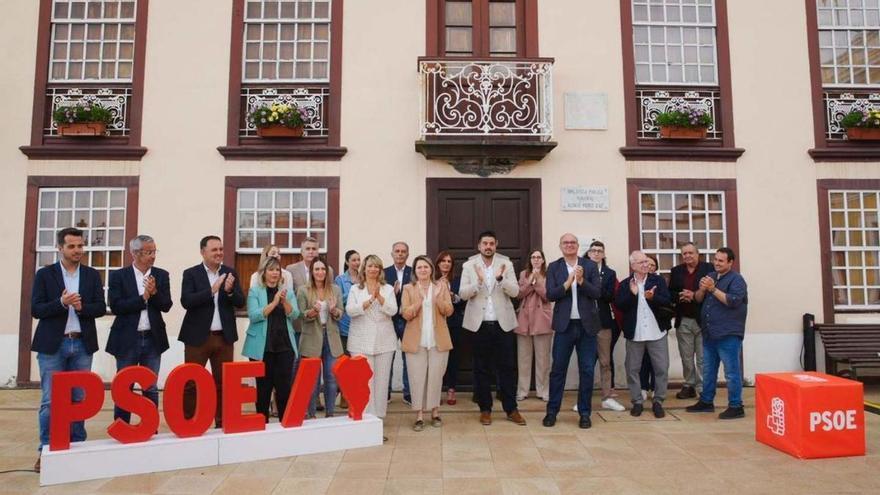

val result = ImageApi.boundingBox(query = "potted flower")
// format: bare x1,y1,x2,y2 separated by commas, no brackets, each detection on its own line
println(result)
840,109,880,140
249,103,307,137
656,105,713,139
52,102,112,136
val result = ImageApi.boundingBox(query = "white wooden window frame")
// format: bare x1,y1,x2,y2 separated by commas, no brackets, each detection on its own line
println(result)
829,189,880,309
36,187,128,295
236,188,329,254
242,0,332,83
818,0,880,87
638,190,727,275
632,0,718,85
49,0,137,83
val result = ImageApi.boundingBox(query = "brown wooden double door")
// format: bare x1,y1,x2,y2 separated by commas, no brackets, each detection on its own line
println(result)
427,178,541,389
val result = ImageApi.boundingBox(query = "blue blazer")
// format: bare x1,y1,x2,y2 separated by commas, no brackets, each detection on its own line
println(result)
545,257,602,334
106,265,173,357
384,265,412,338
614,273,673,340
31,262,106,354
243,286,300,361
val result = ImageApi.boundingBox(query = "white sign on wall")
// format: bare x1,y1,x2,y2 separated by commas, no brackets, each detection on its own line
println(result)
561,186,609,211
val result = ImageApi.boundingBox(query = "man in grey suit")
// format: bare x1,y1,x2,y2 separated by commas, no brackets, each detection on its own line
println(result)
460,230,525,427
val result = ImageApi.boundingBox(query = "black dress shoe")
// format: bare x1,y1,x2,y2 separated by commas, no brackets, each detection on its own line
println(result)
542,414,557,427
718,406,745,420
630,403,643,417
579,416,592,429
652,401,666,419
676,386,697,400
685,400,716,413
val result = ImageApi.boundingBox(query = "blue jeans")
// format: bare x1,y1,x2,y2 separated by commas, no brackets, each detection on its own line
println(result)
546,320,598,417
308,335,338,417
37,337,94,451
113,331,162,423
700,335,743,408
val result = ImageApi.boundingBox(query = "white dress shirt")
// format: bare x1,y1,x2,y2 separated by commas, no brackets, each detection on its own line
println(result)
204,264,223,331
133,265,151,331
61,263,81,335
481,260,498,321
420,284,436,349
634,277,664,342
566,261,580,319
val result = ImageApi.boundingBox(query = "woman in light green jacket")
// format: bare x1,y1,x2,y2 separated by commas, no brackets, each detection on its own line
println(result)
243,258,300,422
297,259,344,418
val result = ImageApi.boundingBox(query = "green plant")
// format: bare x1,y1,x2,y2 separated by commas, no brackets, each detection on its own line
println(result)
656,106,713,128
52,102,112,125
840,109,880,129
249,102,307,129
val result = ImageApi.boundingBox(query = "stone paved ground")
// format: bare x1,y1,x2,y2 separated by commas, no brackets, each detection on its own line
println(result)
0,387,878,494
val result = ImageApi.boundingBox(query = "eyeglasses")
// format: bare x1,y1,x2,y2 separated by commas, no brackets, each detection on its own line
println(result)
561,241,578,245
588,248,604,253
137,250,158,256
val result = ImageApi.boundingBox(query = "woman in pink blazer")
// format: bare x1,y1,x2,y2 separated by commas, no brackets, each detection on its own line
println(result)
515,249,553,401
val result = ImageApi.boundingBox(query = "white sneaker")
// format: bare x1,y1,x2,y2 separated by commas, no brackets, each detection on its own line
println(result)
572,404,578,412
602,398,626,412
641,390,648,401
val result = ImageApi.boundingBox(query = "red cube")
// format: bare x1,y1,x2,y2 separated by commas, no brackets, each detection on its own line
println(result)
755,372,865,459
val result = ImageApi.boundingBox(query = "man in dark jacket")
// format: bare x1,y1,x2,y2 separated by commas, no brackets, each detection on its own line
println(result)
686,247,748,420
107,235,173,423
668,242,713,399
615,250,672,419
542,233,602,429
31,227,105,470
179,235,245,428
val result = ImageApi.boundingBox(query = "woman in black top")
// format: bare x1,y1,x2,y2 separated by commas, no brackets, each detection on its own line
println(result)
435,251,466,405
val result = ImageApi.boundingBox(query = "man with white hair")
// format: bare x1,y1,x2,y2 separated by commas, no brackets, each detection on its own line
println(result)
614,250,672,419
106,235,173,423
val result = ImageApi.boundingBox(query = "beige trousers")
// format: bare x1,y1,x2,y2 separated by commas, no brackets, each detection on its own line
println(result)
516,333,552,400
405,347,449,411
364,351,394,418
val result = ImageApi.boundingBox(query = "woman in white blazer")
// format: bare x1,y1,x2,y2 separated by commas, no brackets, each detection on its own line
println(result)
345,254,398,419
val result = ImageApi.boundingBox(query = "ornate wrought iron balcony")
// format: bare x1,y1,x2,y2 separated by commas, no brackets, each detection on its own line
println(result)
635,85,722,141
45,86,132,136
240,86,329,138
415,57,556,176
823,88,880,141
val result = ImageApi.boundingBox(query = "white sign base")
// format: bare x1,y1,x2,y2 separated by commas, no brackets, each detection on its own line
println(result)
40,415,383,486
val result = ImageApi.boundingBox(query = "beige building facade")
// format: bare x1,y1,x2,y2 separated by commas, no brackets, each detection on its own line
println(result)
1,0,879,388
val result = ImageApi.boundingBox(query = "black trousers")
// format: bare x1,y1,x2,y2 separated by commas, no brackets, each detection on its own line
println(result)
252,350,295,422
472,321,517,414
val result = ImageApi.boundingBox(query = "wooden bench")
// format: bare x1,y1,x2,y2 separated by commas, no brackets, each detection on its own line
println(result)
814,323,880,380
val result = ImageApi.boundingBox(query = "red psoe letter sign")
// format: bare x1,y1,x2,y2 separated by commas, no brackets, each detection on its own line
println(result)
107,366,160,444
222,361,266,434
49,371,104,451
333,355,372,420
163,363,216,438
281,357,321,427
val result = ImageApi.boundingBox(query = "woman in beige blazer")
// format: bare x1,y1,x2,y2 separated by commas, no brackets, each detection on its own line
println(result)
297,259,344,418
401,255,453,431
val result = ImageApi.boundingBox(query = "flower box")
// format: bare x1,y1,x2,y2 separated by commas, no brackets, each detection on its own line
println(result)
57,122,108,137
256,125,304,138
845,127,880,141
659,125,708,139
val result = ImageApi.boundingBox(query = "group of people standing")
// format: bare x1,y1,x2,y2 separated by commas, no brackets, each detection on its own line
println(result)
30,226,748,472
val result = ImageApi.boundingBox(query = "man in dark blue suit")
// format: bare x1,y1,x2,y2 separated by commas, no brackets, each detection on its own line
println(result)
31,227,106,471
106,235,173,423
542,233,602,429
384,241,412,404
179,235,245,428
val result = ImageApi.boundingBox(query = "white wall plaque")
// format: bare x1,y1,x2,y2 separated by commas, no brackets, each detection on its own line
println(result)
564,92,608,130
561,186,609,211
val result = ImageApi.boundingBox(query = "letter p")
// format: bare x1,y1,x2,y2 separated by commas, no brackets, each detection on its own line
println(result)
49,371,104,451
809,411,821,432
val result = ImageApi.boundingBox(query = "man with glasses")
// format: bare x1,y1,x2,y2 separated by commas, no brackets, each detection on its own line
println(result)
542,233,602,429
106,235,173,424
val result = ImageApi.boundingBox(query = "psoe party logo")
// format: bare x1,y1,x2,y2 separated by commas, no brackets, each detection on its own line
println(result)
766,397,785,436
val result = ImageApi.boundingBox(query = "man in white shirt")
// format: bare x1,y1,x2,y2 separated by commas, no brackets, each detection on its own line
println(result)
613,251,672,419
460,231,525,426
